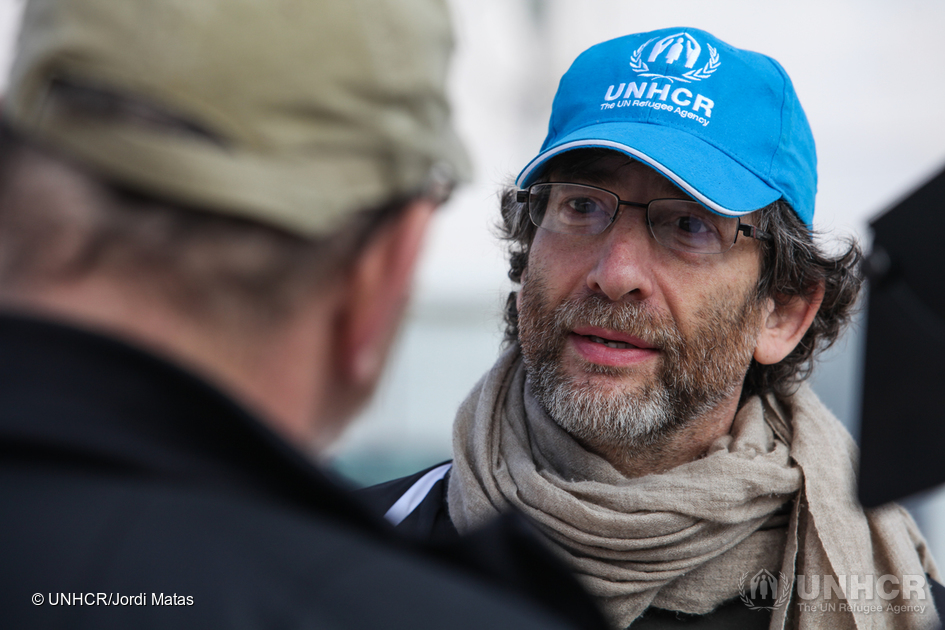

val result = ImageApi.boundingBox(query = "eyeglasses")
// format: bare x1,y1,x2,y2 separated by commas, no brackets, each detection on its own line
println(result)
517,182,772,255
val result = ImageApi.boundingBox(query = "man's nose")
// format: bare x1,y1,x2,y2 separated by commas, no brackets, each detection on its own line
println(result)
584,220,656,302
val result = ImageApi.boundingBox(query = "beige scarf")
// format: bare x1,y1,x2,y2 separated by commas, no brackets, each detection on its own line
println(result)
448,346,939,630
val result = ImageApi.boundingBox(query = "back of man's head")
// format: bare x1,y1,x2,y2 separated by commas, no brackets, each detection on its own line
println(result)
0,0,469,444
4,0,467,237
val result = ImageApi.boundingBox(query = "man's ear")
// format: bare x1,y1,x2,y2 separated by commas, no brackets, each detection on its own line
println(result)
335,199,435,391
753,282,825,365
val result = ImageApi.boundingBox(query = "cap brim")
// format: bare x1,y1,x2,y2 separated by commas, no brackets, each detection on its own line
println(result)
515,122,781,217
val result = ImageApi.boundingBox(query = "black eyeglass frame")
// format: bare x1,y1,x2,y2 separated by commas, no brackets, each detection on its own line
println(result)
516,183,773,254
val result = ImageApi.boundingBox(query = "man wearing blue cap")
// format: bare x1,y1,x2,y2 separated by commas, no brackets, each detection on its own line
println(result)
366,28,940,629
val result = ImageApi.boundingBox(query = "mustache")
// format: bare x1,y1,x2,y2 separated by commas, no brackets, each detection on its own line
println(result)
544,293,683,351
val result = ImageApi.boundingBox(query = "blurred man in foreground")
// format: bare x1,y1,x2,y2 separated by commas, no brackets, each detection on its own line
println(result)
365,27,940,629
0,1,606,628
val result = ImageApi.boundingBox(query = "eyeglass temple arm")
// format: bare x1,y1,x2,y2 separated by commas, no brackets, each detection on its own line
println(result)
737,224,773,241
516,190,528,203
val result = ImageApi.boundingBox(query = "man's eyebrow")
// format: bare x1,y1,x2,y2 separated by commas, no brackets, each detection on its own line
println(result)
547,168,617,186
572,171,616,186
551,167,692,200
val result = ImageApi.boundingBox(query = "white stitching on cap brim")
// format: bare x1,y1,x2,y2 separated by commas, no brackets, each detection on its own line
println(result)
516,139,750,218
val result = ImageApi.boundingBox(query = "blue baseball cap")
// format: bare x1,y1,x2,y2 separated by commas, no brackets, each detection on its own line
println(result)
516,27,817,228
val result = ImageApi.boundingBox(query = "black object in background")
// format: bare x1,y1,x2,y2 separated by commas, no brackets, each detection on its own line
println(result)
858,163,945,509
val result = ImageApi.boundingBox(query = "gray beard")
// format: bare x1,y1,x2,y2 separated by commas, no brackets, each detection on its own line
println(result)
528,361,685,449
517,278,761,451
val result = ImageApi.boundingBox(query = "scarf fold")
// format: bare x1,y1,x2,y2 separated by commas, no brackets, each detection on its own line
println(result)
448,346,939,630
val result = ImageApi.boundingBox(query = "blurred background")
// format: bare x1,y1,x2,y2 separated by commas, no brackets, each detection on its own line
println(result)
2,0,943,563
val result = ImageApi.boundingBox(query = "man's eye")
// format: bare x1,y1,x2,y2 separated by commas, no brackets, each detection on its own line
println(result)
676,215,711,234
564,197,603,215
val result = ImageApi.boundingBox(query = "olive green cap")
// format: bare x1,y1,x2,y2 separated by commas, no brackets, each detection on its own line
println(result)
3,0,470,237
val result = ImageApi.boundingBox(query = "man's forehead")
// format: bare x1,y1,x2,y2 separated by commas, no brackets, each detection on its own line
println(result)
546,151,688,199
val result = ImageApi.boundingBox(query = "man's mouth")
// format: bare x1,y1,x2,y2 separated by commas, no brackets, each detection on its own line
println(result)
568,326,659,368
572,326,656,350
585,335,634,350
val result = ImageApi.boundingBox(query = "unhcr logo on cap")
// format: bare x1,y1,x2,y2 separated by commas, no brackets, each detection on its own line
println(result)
630,32,720,83
517,27,818,228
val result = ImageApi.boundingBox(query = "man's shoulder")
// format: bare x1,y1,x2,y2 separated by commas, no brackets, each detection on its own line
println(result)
357,461,457,541
0,463,579,630
358,463,613,630
359,461,452,510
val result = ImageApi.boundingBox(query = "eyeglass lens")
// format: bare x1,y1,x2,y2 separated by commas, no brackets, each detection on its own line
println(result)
527,182,740,254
